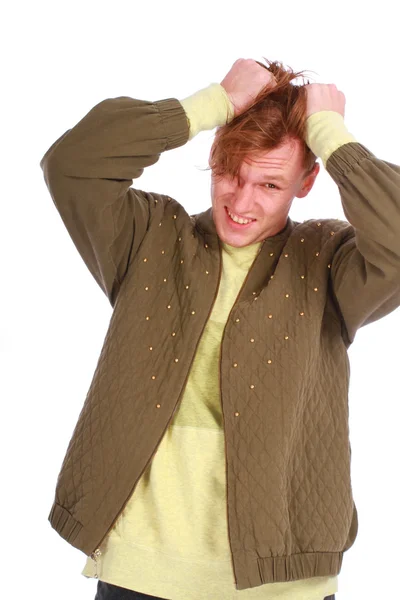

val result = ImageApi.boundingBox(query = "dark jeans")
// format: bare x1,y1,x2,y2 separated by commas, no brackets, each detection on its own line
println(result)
95,580,336,599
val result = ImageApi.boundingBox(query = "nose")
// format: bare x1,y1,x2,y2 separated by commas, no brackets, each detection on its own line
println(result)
232,182,254,216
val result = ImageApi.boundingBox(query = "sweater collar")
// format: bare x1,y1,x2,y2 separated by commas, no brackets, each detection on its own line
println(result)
194,207,298,302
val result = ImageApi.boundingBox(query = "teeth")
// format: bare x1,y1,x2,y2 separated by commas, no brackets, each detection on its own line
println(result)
227,209,254,225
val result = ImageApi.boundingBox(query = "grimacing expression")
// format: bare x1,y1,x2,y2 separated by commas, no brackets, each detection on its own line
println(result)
210,136,320,248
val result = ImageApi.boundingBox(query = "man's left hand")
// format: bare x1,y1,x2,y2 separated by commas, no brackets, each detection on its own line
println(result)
305,83,346,119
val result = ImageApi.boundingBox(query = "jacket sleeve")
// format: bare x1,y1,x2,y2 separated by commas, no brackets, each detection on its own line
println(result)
326,142,400,346
40,97,189,307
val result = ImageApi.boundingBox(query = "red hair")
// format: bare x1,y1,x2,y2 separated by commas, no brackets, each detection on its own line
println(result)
209,58,318,179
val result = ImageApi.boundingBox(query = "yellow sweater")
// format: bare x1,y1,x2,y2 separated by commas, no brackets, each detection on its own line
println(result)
82,83,356,599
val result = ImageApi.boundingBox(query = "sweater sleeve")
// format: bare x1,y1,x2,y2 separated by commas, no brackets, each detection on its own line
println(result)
305,110,358,167
180,83,235,140
40,97,189,307
324,142,400,345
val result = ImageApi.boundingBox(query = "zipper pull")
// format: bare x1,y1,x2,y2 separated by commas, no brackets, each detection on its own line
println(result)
90,548,102,579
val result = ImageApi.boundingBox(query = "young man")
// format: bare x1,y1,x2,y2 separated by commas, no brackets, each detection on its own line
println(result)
40,58,400,600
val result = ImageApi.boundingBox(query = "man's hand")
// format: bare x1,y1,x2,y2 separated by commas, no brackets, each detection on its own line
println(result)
220,58,276,118
305,83,346,119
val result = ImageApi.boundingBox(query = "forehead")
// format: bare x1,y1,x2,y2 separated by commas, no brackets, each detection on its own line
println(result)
241,137,304,181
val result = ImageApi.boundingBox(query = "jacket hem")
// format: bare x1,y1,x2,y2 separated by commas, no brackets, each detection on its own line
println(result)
235,551,343,590
48,501,83,546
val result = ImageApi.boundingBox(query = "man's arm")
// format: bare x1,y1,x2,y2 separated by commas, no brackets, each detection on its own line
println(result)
305,109,400,345
40,97,190,306
40,61,270,307
40,59,273,307
40,78,245,308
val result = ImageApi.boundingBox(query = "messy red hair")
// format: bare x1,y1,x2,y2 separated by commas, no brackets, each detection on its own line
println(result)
209,58,318,180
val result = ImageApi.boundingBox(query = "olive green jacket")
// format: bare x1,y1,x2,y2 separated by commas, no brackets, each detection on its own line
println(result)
40,96,400,590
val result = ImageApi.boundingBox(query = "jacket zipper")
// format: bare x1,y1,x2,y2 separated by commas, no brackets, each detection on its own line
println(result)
218,240,265,587
90,548,101,579
90,240,224,560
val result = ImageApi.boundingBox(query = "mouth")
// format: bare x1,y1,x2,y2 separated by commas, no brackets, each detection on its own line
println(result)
224,206,257,228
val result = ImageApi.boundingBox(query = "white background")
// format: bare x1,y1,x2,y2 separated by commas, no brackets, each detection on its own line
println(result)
1,1,399,599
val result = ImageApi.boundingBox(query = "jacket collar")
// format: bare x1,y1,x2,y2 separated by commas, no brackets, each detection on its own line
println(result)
194,206,298,301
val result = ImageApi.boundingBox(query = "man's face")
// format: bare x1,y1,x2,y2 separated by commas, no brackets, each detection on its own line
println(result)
210,136,320,247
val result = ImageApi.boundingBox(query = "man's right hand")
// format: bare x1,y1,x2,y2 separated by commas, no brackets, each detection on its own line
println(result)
220,58,276,118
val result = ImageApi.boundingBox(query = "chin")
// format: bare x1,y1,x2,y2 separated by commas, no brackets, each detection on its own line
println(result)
219,228,260,248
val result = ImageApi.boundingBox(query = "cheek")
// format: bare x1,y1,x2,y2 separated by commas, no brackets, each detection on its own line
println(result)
212,181,234,202
253,192,286,218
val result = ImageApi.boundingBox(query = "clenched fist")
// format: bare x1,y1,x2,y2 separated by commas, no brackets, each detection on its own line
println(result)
220,58,276,118
304,83,346,119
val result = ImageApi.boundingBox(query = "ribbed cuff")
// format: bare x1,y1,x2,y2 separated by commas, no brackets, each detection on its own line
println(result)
325,142,374,184
305,111,358,168
154,98,190,150
180,83,235,140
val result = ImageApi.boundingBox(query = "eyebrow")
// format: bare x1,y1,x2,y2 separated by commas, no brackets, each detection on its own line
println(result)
260,176,288,186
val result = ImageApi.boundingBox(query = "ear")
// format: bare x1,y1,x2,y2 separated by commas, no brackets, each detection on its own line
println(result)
295,162,320,199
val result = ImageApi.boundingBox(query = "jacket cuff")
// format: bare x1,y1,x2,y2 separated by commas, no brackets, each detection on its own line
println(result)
154,98,190,150
180,83,235,140
305,111,358,168
325,142,375,184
